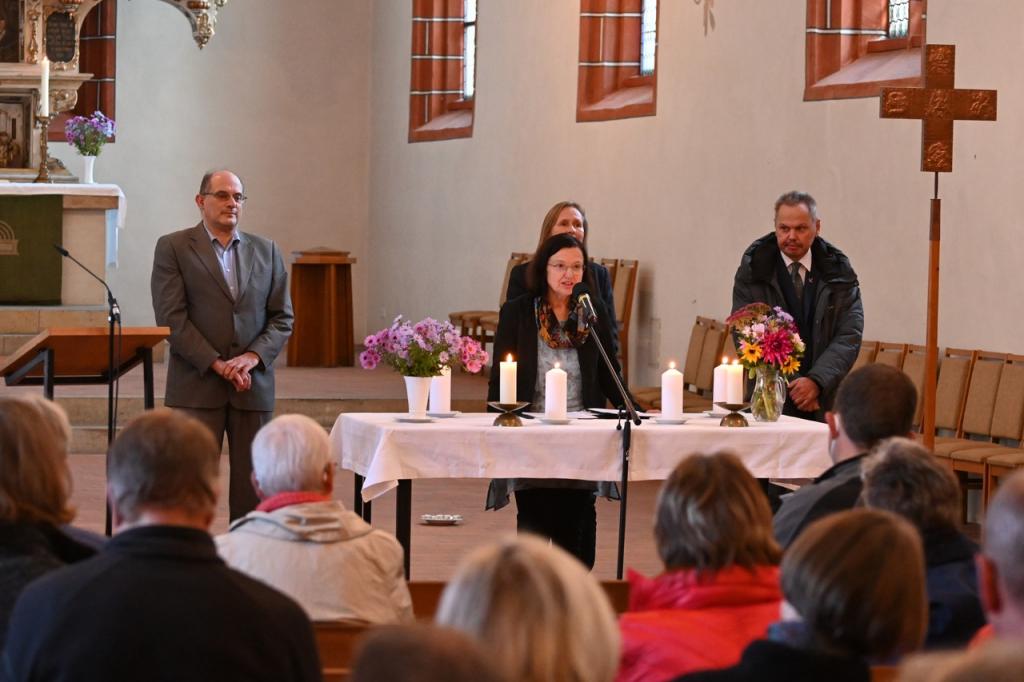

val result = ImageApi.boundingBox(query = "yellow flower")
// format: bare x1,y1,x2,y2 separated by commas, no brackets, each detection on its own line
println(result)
740,342,763,364
781,356,801,375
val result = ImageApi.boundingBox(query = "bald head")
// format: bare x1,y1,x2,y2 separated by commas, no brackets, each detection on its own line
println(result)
984,471,1024,603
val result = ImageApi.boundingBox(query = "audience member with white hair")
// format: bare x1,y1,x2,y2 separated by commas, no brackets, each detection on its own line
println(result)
0,396,98,649
861,437,985,648
436,534,620,682
973,469,1024,645
216,413,412,623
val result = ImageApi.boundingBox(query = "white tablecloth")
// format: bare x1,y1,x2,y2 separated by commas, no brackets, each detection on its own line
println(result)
330,413,831,501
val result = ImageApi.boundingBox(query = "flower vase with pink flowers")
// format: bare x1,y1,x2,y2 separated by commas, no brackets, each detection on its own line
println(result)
360,316,488,417
725,303,806,422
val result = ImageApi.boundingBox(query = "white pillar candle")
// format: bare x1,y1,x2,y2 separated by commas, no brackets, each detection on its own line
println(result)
39,58,49,117
726,360,744,404
661,361,683,417
429,366,452,413
712,357,729,405
499,354,517,404
545,362,567,419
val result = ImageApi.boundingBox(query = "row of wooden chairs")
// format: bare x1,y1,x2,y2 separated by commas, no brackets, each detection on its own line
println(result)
314,580,631,681
855,341,1024,513
449,252,640,382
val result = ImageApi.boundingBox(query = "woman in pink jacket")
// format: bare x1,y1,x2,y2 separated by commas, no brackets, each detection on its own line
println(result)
617,452,782,682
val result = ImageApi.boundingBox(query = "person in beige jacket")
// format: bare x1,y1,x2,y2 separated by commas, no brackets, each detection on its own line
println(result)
216,414,412,624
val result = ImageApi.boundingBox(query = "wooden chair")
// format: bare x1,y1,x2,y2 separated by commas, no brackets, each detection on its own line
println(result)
449,252,530,344
901,344,928,430
721,328,739,363
688,320,728,412
314,621,371,682
870,666,900,682
852,340,879,372
984,449,1024,507
873,342,907,369
607,258,639,384
935,351,1006,455
600,579,631,614
683,316,712,392
929,347,976,464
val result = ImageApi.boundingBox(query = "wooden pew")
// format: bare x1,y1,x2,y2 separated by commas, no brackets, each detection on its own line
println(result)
408,579,631,620
313,621,370,682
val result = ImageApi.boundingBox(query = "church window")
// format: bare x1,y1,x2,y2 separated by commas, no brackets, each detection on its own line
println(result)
408,0,475,143
577,0,658,123
887,0,910,39
804,0,924,102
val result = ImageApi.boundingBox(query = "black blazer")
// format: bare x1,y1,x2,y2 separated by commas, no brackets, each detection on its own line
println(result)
487,294,625,410
506,261,620,357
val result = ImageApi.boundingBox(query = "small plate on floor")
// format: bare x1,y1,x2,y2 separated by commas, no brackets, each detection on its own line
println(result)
426,411,460,418
539,417,571,425
396,415,436,424
654,417,688,425
421,514,463,526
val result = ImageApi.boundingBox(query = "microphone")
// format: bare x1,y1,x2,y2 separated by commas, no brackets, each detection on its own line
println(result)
53,244,121,321
572,282,598,323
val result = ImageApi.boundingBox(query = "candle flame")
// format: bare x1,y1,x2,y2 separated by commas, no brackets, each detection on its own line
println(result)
722,356,727,364
554,362,560,369
506,354,513,362
731,359,739,365
668,361,676,370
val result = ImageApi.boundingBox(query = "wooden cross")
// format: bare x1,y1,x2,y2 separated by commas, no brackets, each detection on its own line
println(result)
879,44,997,448
881,44,997,172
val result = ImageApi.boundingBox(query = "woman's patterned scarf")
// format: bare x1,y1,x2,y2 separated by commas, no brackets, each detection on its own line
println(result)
535,297,590,350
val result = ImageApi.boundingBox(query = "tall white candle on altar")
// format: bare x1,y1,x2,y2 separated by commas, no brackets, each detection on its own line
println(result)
661,361,683,417
726,360,744,404
429,366,451,413
499,354,517,403
712,357,729,405
545,362,567,419
39,58,50,117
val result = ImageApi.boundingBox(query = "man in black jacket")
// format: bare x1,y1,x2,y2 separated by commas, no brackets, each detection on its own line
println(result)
732,191,863,421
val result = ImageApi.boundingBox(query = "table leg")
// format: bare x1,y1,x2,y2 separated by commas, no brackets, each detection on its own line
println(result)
396,479,412,579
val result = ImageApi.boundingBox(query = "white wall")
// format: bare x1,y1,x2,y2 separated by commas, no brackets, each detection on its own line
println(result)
61,0,373,338
367,0,1023,387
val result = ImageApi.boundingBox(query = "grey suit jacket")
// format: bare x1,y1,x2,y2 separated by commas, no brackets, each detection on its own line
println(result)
151,223,293,411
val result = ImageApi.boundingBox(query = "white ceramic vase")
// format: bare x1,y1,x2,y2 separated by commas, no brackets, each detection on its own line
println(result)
82,155,95,184
404,376,432,417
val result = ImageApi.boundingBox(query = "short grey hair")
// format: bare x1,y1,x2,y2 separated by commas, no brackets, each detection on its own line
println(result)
984,470,1024,602
108,409,220,523
251,414,331,496
774,190,818,223
861,437,961,532
436,535,620,682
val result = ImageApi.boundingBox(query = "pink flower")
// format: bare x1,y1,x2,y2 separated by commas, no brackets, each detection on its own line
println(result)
761,329,794,366
359,349,379,370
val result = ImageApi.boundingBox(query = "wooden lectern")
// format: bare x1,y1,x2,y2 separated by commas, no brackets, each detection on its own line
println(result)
0,327,169,405
288,249,357,367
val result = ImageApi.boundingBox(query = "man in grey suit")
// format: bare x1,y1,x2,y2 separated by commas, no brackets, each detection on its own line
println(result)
151,170,293,520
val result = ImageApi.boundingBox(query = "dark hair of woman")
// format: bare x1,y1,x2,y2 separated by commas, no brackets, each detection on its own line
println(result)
525,233,596,298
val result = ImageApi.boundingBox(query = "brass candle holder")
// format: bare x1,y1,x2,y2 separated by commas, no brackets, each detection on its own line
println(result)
488,401,530,427
33,113,56,184
715,402,750,428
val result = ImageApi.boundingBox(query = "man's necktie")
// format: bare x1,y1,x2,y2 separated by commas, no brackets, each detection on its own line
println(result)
790,262,804,303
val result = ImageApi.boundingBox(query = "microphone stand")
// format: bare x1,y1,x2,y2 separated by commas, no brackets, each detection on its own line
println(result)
579,305,640,580
55,246,121,535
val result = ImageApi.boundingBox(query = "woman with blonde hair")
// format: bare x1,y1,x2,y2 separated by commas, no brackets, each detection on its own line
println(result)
436,534,620,682
676,509,928,681
0,395,97,647
617,452,783,681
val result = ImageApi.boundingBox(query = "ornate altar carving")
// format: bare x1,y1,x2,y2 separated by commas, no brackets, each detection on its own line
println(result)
155,0,231,49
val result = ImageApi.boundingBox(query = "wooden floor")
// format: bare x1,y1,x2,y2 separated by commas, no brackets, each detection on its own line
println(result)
4,363,665,581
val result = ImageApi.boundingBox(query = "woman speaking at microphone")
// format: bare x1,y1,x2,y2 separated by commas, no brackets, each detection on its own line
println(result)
486,232,626,569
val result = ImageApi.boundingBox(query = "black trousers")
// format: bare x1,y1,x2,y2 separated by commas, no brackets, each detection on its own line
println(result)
514,488,596,570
